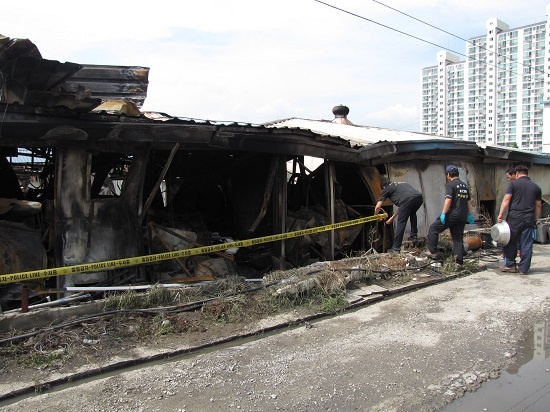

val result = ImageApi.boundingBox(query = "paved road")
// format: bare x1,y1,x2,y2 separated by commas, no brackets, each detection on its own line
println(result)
3,245,550,412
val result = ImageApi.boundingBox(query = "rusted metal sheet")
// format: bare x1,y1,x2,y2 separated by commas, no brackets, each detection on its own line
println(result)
354,165,383,200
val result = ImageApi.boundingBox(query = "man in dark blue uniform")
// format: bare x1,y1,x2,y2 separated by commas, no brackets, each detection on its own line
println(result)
497,165,542,275
425,165,474,266
374,178,423,253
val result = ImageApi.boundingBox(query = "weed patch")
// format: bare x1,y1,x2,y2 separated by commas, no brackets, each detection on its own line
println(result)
319,293,348,313
19,348,67,369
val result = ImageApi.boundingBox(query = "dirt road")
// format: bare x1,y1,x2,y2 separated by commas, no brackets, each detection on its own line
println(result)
2,245,550,412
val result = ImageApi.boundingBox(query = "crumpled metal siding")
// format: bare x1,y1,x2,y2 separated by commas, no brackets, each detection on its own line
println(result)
61,65,149,108
0,35,149,111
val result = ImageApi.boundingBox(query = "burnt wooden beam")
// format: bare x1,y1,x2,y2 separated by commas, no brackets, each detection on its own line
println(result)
141,142,179,221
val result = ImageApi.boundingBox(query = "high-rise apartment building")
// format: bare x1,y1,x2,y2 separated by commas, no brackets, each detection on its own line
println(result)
421,6,550,152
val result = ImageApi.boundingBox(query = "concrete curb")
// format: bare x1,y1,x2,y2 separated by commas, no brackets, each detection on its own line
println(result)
0,301,106,333
0,268,465,403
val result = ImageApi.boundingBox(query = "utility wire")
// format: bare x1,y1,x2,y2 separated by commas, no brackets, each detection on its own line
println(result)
313,0,545,80
369,0,547,77
313,1,466,56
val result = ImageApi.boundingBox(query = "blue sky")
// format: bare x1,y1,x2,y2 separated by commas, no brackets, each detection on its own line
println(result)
2,1,549,131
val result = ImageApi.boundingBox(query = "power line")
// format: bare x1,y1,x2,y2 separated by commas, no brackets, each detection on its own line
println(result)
313,0,545,80
313,0,467,57
369,0,547,77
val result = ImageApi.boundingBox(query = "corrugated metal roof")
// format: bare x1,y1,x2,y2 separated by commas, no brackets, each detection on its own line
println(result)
266,118,456,147
265,115,550,165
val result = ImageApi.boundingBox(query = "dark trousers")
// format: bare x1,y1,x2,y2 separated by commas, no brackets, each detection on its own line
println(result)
427,218,466,264
392,195,423,250
503,219,534,273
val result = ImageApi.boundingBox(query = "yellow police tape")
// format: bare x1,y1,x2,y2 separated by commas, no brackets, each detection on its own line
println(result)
0,213,386,285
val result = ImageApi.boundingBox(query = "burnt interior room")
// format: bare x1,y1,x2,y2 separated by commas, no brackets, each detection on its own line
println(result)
141,149,379,278
0,121,388,311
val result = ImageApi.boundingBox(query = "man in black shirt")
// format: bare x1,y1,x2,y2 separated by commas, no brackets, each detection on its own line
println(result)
374,178,423,253
497,165,542,275
425,165,474,265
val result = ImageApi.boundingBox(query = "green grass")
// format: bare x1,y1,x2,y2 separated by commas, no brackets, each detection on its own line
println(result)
20,349,67,369
319,293,348,313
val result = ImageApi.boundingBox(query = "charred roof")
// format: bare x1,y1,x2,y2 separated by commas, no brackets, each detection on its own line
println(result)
0,34,149,111
1,33,550,167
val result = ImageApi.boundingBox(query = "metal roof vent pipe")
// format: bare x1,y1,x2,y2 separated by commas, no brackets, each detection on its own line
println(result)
332,104,354,125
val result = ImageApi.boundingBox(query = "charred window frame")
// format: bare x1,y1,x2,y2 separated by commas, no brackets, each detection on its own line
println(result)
90,152,133,199
1,147,55,201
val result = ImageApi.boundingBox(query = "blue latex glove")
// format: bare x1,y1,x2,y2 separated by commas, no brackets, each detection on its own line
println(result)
440,213,446,224
467,213,475,224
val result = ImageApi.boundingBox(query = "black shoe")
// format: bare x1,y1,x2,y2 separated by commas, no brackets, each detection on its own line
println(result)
423,251,439,259
408,236,418,242
498,265,517,273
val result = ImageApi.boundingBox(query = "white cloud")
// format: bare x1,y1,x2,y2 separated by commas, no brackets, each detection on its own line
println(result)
364,104,419,131
2,0,549,130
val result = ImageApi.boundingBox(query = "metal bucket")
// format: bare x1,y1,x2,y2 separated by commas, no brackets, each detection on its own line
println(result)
491,221,511,247
535,223,548,244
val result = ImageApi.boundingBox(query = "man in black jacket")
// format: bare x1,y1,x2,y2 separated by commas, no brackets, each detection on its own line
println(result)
425,165,474,265
374,177,423,253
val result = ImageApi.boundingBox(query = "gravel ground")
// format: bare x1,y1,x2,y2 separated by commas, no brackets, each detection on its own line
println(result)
1,245,550,412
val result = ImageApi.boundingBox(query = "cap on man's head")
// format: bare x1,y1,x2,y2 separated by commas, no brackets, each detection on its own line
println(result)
380,176,391,189
445,165,458,174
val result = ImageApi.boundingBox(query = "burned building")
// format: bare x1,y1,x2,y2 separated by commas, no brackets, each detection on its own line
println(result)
1,34,550,309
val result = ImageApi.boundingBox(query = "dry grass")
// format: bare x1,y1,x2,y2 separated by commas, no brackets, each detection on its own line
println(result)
0,250,486,372
103,276,254,311
477,207,494,229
